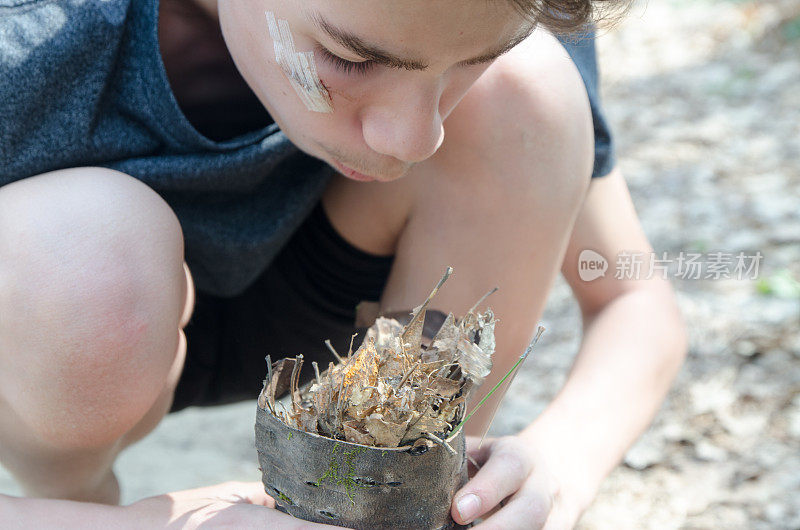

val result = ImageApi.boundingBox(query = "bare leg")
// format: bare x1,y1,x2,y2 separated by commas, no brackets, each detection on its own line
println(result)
0,168,194,504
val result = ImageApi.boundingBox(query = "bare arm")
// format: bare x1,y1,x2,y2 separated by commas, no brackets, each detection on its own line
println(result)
520,167,687,512
0,494,123,529
448,167,687,528
0,482,341,529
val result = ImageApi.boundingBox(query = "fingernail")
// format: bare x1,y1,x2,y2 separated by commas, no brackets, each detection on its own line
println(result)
457,493,480,522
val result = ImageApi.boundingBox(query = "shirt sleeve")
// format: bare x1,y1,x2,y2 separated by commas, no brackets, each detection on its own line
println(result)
556,30,616,178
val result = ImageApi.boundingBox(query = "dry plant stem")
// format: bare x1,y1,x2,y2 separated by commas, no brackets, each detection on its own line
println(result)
468,286,499,315
398,361,421,389
268,268,498,451
290,355,304,412
336,372,346,431
348,333,358,356
401,267,453,346
425,432,456,455
436,362,460,379
312,361,322,385
452,326,545,437
324,339,344,363
326,361,336,421
266,355,275,413
327,362,334,402
475,326,545,446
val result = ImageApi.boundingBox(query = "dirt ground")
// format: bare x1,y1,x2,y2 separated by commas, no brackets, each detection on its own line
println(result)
1,0,798,528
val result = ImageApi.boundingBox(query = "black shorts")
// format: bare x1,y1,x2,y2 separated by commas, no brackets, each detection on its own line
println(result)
170,202,394,412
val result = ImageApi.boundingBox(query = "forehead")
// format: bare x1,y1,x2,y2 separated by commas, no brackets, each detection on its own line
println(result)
301,0,529,64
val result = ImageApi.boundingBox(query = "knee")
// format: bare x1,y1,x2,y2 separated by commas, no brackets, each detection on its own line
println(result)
442,30,594,212
0,167,186,448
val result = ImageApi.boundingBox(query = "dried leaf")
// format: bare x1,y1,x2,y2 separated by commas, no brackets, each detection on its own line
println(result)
433,313,459,345
401,268,453,351
341,338,380,400
264,269,503,449
403,408,450,442
343,420,376,445
457,337,492,381
365,413,409,447
477,311,496,360
427,376,463,399
345,387,377,419
367,317,405,350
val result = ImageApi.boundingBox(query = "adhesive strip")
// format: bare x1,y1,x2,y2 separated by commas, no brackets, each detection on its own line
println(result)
266,11,334,113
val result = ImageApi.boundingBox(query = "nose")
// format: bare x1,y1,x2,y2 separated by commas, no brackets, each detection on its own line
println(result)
361,81,445,163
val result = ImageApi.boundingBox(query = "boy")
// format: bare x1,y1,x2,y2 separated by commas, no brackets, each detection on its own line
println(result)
0,0,686,527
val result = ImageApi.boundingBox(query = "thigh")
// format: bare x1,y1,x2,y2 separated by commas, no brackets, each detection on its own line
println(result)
172,202,395,412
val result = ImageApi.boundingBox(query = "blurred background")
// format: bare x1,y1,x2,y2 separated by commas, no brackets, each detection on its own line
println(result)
1,0,798,527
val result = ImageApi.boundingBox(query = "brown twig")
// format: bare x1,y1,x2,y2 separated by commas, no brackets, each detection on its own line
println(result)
312,361,322,385
400,267,453,347
290,355,304,414
348,332,358,357
468,286,499,315
398,361,421,389
324,340,344,363
335,371,346,435
425,432,456,455
265,354,275,413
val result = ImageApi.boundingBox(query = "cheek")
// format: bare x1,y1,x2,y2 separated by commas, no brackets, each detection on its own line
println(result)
314,71,370,106
264,11,333,113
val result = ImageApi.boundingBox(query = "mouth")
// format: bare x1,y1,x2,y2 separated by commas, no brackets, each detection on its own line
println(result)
330,158,380,182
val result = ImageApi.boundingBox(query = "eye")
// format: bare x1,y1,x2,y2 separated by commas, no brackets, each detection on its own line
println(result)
315,45,375,76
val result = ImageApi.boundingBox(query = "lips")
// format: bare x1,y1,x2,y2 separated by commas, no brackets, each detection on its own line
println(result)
330,158,377,182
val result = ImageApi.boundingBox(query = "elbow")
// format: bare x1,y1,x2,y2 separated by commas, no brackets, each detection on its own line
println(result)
583,278,689,372
645,280,689,381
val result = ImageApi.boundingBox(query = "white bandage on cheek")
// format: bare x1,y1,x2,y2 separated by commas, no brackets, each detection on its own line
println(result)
266,11,334,113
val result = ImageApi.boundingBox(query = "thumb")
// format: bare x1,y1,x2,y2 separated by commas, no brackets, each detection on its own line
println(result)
465,435,496,466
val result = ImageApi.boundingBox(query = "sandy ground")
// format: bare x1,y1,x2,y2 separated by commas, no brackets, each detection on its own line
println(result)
2,0,798,527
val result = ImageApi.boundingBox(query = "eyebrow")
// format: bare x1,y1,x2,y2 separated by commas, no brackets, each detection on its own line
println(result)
310,12,534,71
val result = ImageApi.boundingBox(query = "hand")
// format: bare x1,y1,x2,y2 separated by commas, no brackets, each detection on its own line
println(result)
451,436,580,529
125,481,342,529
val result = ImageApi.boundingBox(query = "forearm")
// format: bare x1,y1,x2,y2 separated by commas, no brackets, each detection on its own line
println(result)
519,283,687,508
0,493,126,529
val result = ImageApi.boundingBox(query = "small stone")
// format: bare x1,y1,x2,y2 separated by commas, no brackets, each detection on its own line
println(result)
694,440,727,462
765,501,787,522
624,435,664,470
734,340,758,357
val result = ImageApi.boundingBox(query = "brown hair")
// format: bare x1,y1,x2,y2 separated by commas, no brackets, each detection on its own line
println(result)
505,0,632,33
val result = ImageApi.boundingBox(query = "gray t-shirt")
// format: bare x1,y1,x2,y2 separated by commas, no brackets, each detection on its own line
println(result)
0,0,615,297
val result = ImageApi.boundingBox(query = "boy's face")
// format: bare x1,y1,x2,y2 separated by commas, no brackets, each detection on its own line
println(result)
219,0,530,182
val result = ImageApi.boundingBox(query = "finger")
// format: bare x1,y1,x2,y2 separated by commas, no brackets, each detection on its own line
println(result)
452,443,532,525
465,435,497,467
473,489,553,530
